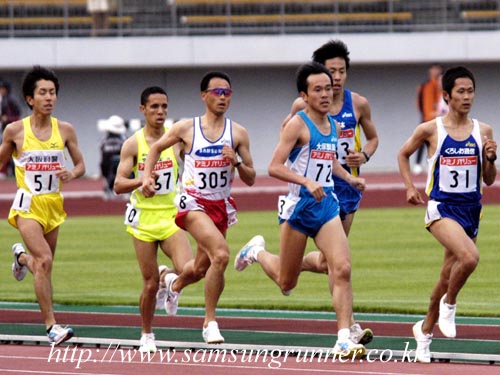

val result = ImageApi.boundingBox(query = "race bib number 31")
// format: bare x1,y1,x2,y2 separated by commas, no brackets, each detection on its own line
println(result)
439,155,478,193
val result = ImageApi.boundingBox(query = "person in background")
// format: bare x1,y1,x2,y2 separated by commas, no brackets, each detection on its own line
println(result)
114,86,193,353
0,65,86,345
99,115,126,199
398,66,497,363
87,0,115,36
413,63,443,174
0,79,22,179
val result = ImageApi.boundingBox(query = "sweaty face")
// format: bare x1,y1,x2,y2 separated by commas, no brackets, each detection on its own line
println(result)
323,57,347,94
143,93,168,127
447,77,474,114
202,77,231,115
303,73,333,114
28,79,57,114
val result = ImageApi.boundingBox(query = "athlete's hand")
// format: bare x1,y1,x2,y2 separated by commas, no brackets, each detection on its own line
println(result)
221,143,238,166
345,149,365,168
141,173,157,198
349,176,366,192
56,167,75,183
483,136,497,162
304,179,326,202
406,186,425,205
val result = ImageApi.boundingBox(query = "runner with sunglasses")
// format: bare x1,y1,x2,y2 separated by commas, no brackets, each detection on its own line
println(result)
141,71,256,344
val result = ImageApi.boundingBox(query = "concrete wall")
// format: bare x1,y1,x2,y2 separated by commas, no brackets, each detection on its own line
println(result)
1,32,499,176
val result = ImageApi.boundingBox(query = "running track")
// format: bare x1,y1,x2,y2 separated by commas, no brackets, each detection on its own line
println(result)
1,173,499,374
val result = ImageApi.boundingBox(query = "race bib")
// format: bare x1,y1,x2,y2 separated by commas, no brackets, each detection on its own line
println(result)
124,203,141,227
193,159,231,192
278,195,298,221
337,128,355,164
175,192,199,214
438,155,478,193
24,162,61,195
306,150,334,187
138,159,175,195
11,188,32,212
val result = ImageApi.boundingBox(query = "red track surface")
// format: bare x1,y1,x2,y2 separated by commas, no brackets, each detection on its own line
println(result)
1,343,498,375
2,173,499,373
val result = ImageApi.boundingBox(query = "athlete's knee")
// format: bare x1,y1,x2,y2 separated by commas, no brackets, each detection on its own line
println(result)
192,265,207,281
143,277,159,296
210,247,230,269
32,253,54,275
333,261,351,283
461,252,479,273
279,276,298,295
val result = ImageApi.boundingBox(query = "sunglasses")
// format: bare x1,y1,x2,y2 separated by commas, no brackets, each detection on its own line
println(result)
205,88,233,97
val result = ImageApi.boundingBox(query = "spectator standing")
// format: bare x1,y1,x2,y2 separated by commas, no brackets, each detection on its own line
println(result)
0,79,22,178
87,0,116,36
99,115,126,199
413,64,443,174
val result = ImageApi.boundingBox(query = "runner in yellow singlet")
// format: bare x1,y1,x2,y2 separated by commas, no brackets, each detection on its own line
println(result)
0,66,85,345
114,86,192,353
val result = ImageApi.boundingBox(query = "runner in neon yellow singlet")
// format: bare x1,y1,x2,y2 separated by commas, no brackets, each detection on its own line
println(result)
114,86,192,353
0,66,85,346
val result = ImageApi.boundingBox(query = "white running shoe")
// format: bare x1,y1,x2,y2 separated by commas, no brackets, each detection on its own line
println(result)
350,323,374,345
202,321,225,344
164,273,181,316
139,332,157,353
234,235,265,271
332,338,366,359
12,243,28,281
438,294,457,338
155,265,168,310
412,320,432,363
47,324,74,345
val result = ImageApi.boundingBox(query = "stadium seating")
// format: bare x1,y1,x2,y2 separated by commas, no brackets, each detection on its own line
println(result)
0,0,87,5
180,12,412,25
0,16,132,26
460,10,500,20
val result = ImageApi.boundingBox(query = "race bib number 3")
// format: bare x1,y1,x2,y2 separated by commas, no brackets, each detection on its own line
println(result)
337,129,354,163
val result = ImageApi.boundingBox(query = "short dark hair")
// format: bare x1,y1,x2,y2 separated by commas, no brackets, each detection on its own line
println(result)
442,66,475,100
22,65,59,109
296,62,333,94
200,71,231,92
312,39,350,70
140,86,167,106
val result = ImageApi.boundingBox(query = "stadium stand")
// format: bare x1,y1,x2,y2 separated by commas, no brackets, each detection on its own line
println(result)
0,0,499,37
179,12,412,26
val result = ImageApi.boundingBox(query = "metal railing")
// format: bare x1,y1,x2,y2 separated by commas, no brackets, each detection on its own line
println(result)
0,0,499,38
